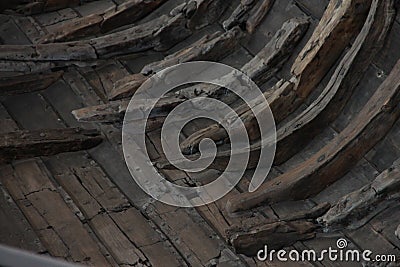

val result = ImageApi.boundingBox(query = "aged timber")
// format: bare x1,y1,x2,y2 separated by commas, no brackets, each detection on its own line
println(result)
226,57,400,213
0,128,103,164
0,71,63,96
319,159,400,230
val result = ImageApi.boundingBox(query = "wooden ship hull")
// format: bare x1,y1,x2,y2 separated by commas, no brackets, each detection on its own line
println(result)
0,0,399,266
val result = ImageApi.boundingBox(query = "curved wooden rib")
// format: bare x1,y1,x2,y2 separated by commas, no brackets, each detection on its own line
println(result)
180,0,371,154
178,17,309,102
319,159,400,231
74,17,308,123
223,0,275,33
109,27,244,100
291,0,372,100
1,1,228,62
274,0,394,164
188,0,394,165
39,0,169,43
246,0,275,33
228,203,329,256
72,96,184,124
0,71,63,96
226,57,400,213
0,128,103,164
396,225,400,241
230,220,316,256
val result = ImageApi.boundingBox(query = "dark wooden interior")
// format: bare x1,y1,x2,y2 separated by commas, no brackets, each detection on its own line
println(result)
0,0,400,266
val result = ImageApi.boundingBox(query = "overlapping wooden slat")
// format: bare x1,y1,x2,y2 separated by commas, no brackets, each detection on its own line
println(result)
227,57,400,213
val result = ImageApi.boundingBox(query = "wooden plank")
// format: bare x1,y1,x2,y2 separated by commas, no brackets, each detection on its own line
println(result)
0,128,102,164
110,27,243,100
273,0,395,164
0,159,111,265
27,189,110,265
169,18,309,156
90,213,146,265
0,183,45,253
0,71,63,96
227,57,400,213
229,220,316,256
291,0,372,99
320,159,400,230
40,0,169,43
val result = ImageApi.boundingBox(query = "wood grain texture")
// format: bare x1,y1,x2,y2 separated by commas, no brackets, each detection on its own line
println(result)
320,158,400,230
0,71,63,96
0,128,102,163
39,0,169,43
227,57,400,213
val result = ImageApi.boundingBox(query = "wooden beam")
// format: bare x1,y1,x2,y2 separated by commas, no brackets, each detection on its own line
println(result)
2,0,228,61
291,0,372,99
109,27,244,100
72,96,184,124
228,220,316,256
179,17,309,154
275,0,395,164
320,159,400,230
39,0,169,43
246,0,275,33
0,71,63,96
223,0,275,33
226,57,400,213
0,128,103,164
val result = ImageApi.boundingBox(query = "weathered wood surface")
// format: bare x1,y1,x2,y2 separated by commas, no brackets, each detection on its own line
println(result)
141,27,244,75
0,71,63,96
223,0,275,32
15,0,81,15
273,0,395,164
179,17,309,101
179,17,309,154
72,96,184,124
109,27,244,100
291,0,372,99
1,1,228,62
40,0,169,43
227,57,400,213
246,0,275,33
320,159,400,231
67,17,308,124
72,100,129,123
229,220,316,256
0,128,102,163
0,160,112,265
